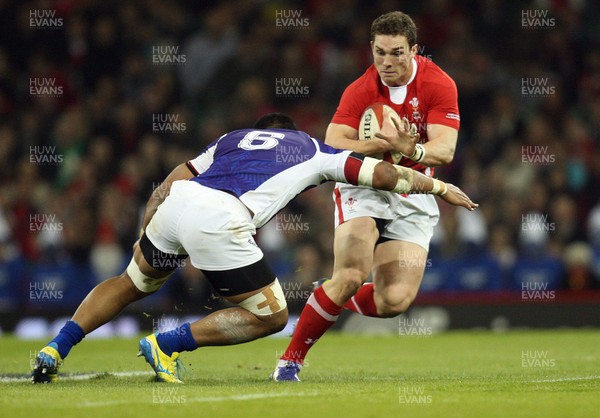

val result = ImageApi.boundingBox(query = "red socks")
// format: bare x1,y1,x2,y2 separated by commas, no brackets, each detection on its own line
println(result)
281,283,382,365
281,286,343,365
343,283,379,317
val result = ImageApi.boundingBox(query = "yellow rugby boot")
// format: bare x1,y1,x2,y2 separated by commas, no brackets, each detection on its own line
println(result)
31,344,63,383
138,333,183,383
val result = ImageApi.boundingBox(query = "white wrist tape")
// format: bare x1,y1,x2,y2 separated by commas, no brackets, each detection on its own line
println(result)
409,143,426,163
431,178,447,196
392,165,414,193
357,157,380,187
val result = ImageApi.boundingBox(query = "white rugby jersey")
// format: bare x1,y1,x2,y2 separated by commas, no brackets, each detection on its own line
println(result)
187,128,363,228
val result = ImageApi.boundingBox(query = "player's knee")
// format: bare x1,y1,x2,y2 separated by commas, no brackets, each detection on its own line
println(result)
267,308,289,334
118,270,151,299
332,270,364,298
119,270,139,289
377,289,417,317
251,308,288,337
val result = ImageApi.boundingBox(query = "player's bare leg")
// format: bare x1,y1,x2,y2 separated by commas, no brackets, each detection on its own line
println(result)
32,242,164,383
188,290,288,346
71,273,148,333
142,282,288,351
323,218,379,302
139,278,288,383
343,240,427,317
72,242,164,332
371,240,427,316
273,217,378,380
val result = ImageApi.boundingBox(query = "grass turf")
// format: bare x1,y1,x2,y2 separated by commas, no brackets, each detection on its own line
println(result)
1,330,599,418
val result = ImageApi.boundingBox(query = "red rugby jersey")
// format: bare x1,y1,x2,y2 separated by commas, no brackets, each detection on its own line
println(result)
331,56,460,175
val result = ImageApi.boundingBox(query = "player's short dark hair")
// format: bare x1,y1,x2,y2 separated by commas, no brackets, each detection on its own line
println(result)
371,11,417,47
253,113,297,130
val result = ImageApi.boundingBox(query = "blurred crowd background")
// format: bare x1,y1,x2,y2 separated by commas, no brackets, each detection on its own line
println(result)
0,0,599,316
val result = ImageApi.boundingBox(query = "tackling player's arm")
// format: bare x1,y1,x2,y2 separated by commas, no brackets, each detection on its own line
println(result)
140,143,217,233
141,163,194,232
371,157,476,210
340,153,477,210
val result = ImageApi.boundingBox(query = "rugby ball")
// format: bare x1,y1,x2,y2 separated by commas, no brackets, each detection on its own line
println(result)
358,102,403,161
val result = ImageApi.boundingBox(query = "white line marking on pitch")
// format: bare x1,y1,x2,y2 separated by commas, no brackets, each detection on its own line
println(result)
0,370,153,383
187,391,319,403
77,391,319,408
530,376,600,383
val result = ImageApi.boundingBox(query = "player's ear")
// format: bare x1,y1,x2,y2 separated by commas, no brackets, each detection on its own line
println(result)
410,43,419,58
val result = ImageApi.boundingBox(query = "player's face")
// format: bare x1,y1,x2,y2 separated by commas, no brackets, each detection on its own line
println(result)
371,35,417,87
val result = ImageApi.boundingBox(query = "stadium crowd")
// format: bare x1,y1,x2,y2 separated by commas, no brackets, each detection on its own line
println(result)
0,0,599,314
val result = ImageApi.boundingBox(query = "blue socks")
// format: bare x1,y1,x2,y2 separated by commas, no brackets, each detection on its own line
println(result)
48,320,86,359
156,323,198,356
46,320,198,359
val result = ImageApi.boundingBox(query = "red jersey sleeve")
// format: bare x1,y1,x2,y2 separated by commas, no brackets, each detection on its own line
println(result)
331,67,381,129
425,75,460,130
331,84,365,129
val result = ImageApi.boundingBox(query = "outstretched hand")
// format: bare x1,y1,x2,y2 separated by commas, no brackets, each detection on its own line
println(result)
440,183,479,211
375,116,420,156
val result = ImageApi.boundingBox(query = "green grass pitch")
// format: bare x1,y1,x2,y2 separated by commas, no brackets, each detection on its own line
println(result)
1,330,600,417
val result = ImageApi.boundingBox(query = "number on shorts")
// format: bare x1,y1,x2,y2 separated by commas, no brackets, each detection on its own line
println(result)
238,131,284,150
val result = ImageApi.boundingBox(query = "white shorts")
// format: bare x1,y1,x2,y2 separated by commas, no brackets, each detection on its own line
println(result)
145,181,263,271
333,183,440,251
